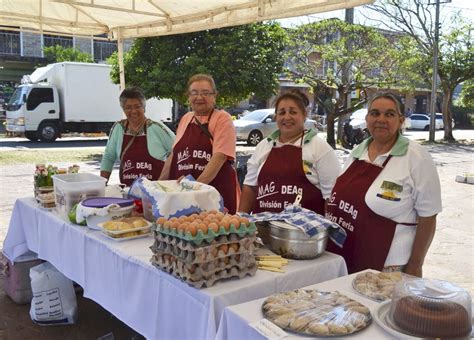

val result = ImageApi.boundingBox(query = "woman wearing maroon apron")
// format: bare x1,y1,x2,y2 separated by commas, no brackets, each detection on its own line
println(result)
100,87,175,186
239,90,340,215
326,92,441,277
159,74,239,214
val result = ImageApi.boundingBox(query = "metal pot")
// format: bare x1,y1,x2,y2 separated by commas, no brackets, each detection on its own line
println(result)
268,221,328,260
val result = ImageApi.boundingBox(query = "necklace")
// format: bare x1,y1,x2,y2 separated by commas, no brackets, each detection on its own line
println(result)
278,130,305,144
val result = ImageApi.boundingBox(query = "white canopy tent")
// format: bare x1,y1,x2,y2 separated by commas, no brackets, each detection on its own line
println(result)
1,0,373,88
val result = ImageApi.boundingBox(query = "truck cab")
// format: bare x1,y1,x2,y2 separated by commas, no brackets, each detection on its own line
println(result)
7,83,60,141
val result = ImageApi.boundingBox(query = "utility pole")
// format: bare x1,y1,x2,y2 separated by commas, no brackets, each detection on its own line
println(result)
428,0,441,142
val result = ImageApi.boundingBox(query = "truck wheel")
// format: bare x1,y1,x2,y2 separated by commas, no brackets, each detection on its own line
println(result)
25,131,39,142
39,122,59,142
247,130,263,146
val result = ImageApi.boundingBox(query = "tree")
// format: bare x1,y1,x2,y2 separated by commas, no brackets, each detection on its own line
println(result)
459,79,474,108
286,18,416,147
108,23,288,107
366,0,474,141
43,45,93,63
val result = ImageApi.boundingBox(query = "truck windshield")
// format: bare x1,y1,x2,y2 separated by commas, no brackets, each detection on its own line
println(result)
8,87,27,106
6,87,27,111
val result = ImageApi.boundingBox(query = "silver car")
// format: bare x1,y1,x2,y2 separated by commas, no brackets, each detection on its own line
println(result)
233,108,317,146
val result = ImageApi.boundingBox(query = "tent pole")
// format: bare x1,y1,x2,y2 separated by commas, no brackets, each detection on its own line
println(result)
117,28,126,90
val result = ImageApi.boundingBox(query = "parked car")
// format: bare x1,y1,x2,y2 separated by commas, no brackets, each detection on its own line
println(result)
406,114,442,130
233,108,317,146
435,113,454,129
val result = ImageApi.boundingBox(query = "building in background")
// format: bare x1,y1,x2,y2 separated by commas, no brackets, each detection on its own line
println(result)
0,27,132,105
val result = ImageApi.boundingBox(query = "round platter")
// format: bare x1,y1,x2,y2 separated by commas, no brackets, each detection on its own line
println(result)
262,289,372,337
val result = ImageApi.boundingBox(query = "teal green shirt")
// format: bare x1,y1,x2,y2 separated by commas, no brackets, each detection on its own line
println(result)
100,119,175,173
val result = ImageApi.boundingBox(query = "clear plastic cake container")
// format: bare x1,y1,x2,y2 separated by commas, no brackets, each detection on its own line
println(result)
388,278,472,338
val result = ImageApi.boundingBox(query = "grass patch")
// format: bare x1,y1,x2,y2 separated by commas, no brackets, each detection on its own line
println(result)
0,149,103,165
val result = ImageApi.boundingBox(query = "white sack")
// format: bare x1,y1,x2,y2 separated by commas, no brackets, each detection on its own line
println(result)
29,262,78,325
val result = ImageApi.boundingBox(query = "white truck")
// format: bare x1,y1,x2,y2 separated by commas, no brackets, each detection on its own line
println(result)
5,62,173,142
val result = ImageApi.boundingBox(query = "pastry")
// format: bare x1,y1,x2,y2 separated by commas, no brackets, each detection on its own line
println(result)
392,295,471,338
262,289,371,336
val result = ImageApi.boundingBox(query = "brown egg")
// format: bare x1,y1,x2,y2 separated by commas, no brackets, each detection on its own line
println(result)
197,223,208,235
229,218,240,228
190,213,199,219
186,224,197,236
229,243,239,253
218,244,229,254
156,217,167,225
215,212,225,220
239,217,250,227
163,220,173,231
171,221,180,231
193,218,203,225
199,211,209,218
169,217,178,222
208,209,218,215
208,222,219,233
220,219,231,231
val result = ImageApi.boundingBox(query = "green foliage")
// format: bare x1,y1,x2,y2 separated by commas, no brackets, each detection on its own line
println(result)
109,22,288,106
459,79,474,108
286,18,417,146
43,45,93,63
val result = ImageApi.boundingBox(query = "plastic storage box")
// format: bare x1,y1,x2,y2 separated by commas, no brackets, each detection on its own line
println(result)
52,173,106,218
1,251,44,304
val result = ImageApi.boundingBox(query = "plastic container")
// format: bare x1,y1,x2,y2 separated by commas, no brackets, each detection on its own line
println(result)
388,278,472,338
52,173,106,218
79,197,135,230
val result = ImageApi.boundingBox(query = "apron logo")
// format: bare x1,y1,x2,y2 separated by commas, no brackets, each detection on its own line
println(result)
377,180,402,201
327,192,337,206
257,181,278,199
303,160,313,175
122,159,134,173
281,185,303,196
177,148,191,164
193,150,211,162
136,162,152,170
339,200,358,220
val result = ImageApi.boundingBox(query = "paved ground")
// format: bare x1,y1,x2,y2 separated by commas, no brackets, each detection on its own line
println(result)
0,130,473,339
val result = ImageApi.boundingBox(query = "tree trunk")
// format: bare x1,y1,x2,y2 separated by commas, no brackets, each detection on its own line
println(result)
326,113,337,148
442,85,455,141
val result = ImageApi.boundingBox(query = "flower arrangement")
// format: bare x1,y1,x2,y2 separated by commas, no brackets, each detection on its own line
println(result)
34,164,56,188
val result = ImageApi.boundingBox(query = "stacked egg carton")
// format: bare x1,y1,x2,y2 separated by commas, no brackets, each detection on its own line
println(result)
150,211,257,288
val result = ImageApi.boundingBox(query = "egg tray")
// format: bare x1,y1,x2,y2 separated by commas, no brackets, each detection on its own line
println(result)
151,256,257,288
153,221,257,246
151,250,256,279
151,233,256,264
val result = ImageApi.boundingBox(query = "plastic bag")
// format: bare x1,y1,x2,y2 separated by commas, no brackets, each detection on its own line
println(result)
29,262,78,325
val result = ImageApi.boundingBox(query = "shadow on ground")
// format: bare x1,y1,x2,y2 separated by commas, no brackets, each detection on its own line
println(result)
0,275,143,340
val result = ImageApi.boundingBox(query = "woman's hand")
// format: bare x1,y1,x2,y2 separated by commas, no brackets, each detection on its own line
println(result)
404,261,422,277
239,185,257,213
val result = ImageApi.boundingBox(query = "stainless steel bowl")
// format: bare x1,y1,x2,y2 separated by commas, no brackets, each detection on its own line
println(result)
268,221,328,260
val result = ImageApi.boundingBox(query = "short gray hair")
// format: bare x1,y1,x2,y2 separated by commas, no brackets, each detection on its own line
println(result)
368,92,404,116
119,86,146,109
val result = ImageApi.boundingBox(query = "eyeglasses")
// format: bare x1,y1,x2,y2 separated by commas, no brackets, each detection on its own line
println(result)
124,104,144,112
188,91,215,98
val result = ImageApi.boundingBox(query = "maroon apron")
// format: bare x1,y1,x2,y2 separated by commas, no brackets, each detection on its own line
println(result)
325,156,414,273
253,137,325,215
169,116,237,214
119,126,164,186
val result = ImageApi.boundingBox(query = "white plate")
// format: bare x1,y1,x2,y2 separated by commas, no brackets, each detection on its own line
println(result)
98,219,151,235
100,232,152,242
373,301,425,339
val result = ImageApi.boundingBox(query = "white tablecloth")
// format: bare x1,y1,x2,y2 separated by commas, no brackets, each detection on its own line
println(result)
216,270,397,340
3,198,348,340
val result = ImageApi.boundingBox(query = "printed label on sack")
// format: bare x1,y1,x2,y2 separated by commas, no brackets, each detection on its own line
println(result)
32,287,64,320
250,319,288,339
